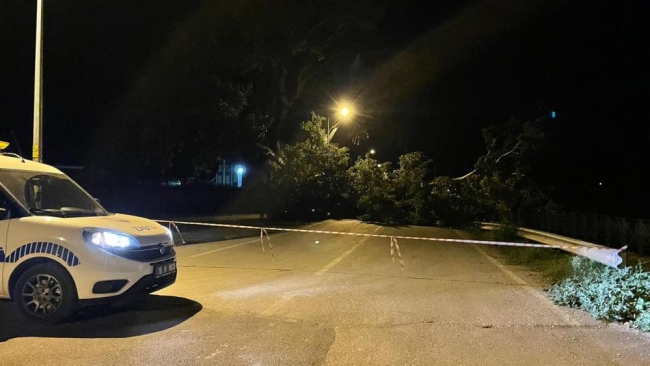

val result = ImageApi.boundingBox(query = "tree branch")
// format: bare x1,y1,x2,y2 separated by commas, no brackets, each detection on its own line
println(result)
453,169,476,181
495,141,521,163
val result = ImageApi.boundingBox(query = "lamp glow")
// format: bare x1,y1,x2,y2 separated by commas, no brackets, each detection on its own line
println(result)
235,165,245,188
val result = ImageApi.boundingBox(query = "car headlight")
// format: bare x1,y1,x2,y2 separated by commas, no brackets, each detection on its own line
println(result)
82,229,139,249
164,226,173,242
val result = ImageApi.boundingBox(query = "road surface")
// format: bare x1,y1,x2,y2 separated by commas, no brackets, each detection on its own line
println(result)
1,220,648,365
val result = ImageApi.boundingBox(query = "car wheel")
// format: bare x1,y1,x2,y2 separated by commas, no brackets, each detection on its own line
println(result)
14,263,78,324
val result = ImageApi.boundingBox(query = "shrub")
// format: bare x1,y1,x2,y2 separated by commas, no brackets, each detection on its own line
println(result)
632,309,650,332
549,257,650,330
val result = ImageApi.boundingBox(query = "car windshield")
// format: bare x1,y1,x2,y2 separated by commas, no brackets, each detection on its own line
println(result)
0,169,108,217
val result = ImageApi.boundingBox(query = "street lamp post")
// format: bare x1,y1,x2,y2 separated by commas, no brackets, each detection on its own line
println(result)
326,117,340,144
327,117,331,144
33,0,44,162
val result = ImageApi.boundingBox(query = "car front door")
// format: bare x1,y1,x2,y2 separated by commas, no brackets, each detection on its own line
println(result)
0,193,10,296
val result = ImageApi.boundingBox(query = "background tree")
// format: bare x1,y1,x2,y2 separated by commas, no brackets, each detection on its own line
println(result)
235,0,385,136
93,0,383,180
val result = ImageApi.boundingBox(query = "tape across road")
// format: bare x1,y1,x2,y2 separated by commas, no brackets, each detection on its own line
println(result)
156,220,627,269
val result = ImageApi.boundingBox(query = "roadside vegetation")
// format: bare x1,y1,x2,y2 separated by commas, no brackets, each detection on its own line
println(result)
550,257,650,332
482,225,650,332
264,113,650,333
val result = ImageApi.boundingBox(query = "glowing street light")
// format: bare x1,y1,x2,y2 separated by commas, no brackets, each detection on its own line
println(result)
235,165,245,188
369,149,376,155
327,103,355,144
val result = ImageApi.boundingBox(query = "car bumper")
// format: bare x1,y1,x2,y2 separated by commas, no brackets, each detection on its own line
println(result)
78,270,177,307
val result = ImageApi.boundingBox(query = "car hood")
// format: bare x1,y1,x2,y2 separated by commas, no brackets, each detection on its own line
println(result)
25,213,171,244
77,213,169,237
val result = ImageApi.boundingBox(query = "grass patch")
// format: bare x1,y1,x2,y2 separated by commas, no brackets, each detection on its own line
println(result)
472,225,573,283
497,247,573,283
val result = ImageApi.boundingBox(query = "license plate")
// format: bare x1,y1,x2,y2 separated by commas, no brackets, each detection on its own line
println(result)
154,261,176,278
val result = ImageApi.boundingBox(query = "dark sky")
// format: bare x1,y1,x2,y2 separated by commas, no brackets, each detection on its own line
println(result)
1,0,648,217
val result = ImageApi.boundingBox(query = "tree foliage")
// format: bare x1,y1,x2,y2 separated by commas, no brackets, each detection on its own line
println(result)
139,79,271,178
392,152,434,223
267,113,351,219
266,113,437,224
430,117,551,225
348,155,396,223
237,0,346,128
264,114,551,227
348,151,433,224
429,176,479,226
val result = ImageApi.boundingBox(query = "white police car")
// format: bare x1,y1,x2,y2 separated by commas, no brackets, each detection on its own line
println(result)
0,148,176,323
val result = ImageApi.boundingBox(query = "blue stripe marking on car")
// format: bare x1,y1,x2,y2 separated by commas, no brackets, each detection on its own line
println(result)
4,242,80,266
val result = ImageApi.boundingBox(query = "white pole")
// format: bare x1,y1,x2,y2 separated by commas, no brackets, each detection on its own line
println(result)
327,117,330,144
33,0,44,162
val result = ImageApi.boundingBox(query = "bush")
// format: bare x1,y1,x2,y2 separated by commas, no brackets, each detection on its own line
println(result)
633,309,650,332
549,257,650,331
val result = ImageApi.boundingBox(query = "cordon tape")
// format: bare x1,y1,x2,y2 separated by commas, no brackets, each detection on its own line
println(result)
158,220,627,270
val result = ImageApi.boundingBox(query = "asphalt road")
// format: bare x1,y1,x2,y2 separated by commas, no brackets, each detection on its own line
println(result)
1,220,649,365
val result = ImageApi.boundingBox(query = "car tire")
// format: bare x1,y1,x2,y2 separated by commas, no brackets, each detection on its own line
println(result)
14,263,78,324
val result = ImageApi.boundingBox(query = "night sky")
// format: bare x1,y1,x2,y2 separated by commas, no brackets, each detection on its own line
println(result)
1,0,648,218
